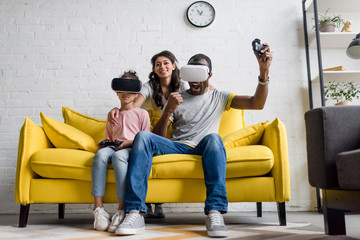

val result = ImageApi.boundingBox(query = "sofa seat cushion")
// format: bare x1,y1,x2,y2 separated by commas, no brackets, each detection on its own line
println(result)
150,145,274,179
30,149,117,182
30,145,273,182
226,145,274,178
336,149,360,190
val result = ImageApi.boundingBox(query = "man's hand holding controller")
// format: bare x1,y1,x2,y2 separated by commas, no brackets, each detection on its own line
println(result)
252,38,272,82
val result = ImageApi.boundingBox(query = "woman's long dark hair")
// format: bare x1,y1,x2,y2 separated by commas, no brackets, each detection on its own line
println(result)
148,50,180,109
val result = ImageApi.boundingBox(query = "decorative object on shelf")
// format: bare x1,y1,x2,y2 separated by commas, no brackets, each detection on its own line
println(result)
186,1,215,28
316,9,344,32
324,81,360,105
323,66,346,71
346,33,360,59
341,20,352,32
334,101,349,105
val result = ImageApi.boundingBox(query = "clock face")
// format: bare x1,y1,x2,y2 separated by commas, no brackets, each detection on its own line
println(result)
187,1,215,28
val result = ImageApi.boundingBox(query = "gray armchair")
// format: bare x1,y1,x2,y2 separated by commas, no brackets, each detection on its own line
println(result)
305,106,360,235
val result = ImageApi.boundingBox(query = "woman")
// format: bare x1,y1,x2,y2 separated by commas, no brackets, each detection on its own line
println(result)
109,50,188,218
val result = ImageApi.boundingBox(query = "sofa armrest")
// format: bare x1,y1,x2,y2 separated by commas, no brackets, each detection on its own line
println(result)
260,118,290,202
305,106,360,189
15,118,53,204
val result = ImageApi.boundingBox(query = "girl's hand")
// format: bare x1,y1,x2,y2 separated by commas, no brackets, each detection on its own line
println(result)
118,139,133,149
97,139,110,149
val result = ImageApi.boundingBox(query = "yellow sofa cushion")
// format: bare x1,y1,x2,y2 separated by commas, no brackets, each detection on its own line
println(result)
29,146,273,182
62,107,106,144
30,148,118,182
218,108,245,138
40,112,98,153
222,121,269,150
151,145,273,179
225,145,274,178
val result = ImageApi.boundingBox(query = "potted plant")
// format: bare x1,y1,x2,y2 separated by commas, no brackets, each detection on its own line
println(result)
317,9,344,32
324,81,360,105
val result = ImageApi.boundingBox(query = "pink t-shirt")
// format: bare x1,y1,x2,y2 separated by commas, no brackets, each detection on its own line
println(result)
104,107,150,142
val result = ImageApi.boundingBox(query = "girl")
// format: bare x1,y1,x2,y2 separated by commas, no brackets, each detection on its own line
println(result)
92,71,151,232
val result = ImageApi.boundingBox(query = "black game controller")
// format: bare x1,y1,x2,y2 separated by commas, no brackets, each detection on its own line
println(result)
98,140,122,150
252,38,266,56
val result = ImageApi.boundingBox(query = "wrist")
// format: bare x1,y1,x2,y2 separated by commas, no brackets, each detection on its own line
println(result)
259,69,269,79
164,108,173,115
258,76,269,85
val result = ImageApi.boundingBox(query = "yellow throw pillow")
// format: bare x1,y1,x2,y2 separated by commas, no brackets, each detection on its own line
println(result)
145,108,172,139
62,107,106,143
40,112,98,153
218,108,245,138
222,121,269,150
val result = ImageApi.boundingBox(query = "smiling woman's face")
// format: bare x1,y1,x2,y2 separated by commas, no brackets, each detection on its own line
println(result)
153,56,175,80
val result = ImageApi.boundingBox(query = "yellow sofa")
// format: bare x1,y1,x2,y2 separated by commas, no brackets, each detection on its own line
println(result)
15,107,290,227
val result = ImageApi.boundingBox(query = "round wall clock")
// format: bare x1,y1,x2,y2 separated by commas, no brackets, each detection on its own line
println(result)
186,1,215,28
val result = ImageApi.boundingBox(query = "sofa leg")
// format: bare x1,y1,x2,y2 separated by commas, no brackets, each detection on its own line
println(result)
256,202,262,217
323,207,346,235
277,202,286,226
59,203,65,219
322,190,346,235
19,204,30,228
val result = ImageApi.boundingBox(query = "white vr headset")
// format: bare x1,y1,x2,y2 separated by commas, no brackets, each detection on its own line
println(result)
180,65,210,82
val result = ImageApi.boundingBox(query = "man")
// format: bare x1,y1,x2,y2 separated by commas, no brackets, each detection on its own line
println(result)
116,45,272,238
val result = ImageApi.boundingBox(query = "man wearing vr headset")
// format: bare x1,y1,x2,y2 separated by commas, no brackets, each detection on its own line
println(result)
116,45,272,237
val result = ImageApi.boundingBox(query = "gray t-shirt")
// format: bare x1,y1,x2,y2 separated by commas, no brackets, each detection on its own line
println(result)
170,89,232,146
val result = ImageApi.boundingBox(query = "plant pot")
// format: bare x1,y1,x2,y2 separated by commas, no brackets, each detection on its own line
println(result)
319,22,336,32
335,101,349,106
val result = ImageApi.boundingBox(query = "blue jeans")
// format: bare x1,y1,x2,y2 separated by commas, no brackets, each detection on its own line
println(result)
92,147,131,201
124,131,228,214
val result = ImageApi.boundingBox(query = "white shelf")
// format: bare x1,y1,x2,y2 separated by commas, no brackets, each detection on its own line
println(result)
309,32,357,48
306,0,360,12
305,0,360,108
312,71,360,82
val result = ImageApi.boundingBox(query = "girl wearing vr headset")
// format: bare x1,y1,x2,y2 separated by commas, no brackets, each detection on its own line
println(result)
92,71,151,232
109,50,188,218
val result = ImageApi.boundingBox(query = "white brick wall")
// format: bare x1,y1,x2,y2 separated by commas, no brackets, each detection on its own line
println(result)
0,0,316,214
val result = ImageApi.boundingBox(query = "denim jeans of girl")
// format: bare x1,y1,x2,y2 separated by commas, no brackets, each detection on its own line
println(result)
124,131,228,214
92,147,131,201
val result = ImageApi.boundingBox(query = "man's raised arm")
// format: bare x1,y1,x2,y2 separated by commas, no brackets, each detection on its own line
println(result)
231,43,272,110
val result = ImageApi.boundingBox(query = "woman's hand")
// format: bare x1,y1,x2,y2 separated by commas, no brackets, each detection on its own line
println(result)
108,108,120,125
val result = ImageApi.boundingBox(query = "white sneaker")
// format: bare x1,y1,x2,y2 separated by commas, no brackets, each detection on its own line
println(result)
93,207,110,231
206,210,228,238
115,210,145,235
108,210,125,233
